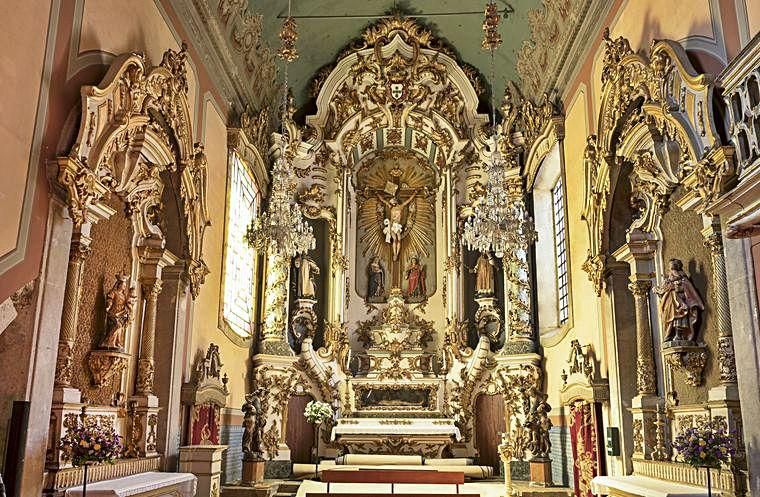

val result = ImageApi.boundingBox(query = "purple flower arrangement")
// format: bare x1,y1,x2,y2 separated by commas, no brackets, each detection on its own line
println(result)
672,421,735,468
59,422,123,466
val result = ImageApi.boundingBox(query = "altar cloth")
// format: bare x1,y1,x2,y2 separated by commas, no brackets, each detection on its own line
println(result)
591,475,721,497
65,471,196,497
332,418,460,441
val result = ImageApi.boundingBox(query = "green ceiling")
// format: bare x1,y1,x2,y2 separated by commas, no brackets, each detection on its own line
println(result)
251,0,541,109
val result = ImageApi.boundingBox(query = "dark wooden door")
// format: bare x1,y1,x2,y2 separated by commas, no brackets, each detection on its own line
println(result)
475,393,505,474
286,394,315,464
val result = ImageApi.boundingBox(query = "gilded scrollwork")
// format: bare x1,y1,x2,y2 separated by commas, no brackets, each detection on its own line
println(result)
581,31,732,294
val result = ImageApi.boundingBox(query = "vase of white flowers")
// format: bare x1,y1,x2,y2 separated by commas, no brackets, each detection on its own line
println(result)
304,400,333,480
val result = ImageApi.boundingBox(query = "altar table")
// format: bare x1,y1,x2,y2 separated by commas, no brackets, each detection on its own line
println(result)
65,471,197,497
591,475,721,497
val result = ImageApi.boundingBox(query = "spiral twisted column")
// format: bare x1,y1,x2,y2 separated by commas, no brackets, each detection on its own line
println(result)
136,278,162,395
628,279,657,396
54,235,91,388
703,229,737,384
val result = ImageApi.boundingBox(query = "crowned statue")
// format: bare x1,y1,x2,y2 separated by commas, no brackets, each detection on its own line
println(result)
655,258,705,342
99,273,137,350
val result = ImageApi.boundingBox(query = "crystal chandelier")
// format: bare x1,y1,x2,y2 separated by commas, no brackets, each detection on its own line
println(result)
462,2,535,258
247,0,314,257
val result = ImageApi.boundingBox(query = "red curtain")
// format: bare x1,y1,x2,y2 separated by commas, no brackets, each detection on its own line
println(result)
190,403,221,445
569,402,602,497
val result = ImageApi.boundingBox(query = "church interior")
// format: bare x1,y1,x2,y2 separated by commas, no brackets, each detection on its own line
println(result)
2,1,760,496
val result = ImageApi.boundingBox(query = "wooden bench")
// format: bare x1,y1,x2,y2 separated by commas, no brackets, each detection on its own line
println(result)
319,469,469,494
64,471,196,497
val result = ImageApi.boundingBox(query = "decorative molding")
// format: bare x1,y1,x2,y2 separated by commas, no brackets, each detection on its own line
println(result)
581,31,731,294
55,46,210,299
559,340,609,405
168,0,278,111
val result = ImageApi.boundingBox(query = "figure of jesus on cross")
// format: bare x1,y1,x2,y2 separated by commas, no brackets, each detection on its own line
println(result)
375,188,420,261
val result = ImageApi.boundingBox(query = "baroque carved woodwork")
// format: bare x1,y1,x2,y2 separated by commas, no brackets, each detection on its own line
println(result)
56,45,210,298
581,31,733,295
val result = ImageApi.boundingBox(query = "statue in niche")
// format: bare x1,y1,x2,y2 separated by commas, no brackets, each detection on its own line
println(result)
367,255,386,300
294,253,320,299
655,258,705,342
100,273,136,350
376,189,421,261
525,392,552,461
472,252,496,295
241,388,265,460
405,256,426,299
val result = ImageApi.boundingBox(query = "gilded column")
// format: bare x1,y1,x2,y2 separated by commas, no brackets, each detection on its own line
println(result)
260,251,291,355
703,229,737,384
136,278,162,395
628,279,657,395
54,236,91,388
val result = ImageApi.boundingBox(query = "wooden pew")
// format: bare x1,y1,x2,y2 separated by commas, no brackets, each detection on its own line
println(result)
317,469,474,495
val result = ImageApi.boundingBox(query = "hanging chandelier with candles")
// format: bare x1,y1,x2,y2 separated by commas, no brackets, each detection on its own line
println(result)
462,2,535,258
247,1,314,257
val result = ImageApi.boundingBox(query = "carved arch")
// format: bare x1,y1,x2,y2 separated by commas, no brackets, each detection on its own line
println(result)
580,30,734,295
56,46,210,297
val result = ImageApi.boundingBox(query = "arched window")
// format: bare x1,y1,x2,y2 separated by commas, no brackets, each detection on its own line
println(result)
221,152,260,339
532,142,572,340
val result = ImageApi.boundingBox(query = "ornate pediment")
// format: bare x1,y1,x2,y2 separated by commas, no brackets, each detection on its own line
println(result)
57,46,210,299
580,31,733,295
559,340,609,405
182,344,230,408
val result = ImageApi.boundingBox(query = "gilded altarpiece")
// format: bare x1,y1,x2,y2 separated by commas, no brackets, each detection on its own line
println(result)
355,149,437,302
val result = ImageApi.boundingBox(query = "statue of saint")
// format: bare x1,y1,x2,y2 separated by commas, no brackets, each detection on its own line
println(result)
376,190,419,261
473,252,495,295
367,255,385,299
242,388,265,460
294,254,320,299
655,258,704,342
405,256,426,298
100,273,136,350
526,392,552,461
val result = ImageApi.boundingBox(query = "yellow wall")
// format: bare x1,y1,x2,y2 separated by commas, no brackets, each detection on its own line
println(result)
543,85,598,407
746,0,760,40
188,99,250,408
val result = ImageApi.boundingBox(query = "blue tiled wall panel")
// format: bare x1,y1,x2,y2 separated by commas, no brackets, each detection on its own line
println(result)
549,426,574,489
220,424,244,484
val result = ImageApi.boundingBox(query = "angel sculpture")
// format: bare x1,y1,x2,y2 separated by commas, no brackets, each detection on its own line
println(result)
99,273,136,350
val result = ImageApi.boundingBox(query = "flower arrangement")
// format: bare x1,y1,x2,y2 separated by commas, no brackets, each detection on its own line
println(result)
59,421,123,466
304,400,333,425
672,421,735,468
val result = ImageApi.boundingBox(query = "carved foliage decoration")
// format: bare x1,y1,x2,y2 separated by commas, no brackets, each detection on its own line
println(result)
59,45,211,298
516,0,590,97
217,0,277,104
305,16,488,175
580,31,732,295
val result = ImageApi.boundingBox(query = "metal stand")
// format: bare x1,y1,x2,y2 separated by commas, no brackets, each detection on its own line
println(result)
82,463,89,497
